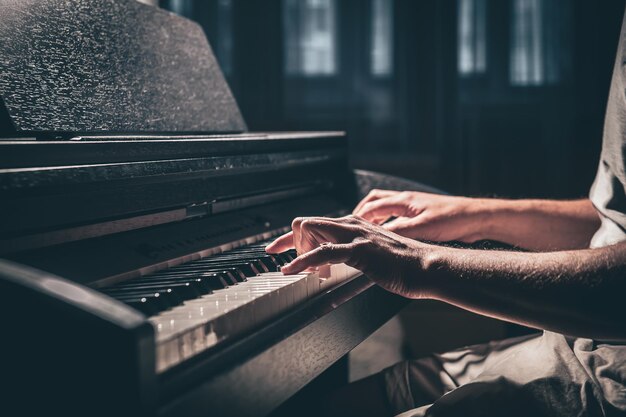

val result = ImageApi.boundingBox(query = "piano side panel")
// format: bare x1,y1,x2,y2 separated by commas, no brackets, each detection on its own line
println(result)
0,260,157,417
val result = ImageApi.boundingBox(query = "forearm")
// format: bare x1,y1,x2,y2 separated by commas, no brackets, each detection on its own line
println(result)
420,242,626,341
477,198,600,251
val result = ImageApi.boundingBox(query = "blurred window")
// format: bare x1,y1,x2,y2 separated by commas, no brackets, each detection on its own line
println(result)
371,0,394,77
165,0,193,17
215,0,233,75
510,0,543,85
457,0,487,76
510,0,571,86
284,0,338,76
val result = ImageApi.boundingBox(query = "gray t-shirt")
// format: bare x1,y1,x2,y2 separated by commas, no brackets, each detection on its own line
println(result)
590,12,626,249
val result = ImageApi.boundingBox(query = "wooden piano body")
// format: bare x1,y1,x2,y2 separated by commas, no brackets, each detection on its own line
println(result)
0,1,440,416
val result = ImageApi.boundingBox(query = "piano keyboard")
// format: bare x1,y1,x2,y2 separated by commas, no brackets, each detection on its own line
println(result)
101,232,360,372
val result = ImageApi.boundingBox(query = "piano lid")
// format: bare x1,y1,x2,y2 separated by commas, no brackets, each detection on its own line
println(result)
0,0,247,138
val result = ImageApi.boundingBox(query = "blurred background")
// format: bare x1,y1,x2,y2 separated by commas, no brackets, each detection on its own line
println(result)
154,0,625,200
144,0,625,380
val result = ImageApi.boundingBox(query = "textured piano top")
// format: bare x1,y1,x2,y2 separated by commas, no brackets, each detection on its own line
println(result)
0,0,246,136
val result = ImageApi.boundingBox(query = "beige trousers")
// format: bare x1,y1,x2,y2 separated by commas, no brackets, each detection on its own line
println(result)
382,332,626,417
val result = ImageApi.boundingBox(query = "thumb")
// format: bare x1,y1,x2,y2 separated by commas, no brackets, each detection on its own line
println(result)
383,217,421,238
356,196,407,223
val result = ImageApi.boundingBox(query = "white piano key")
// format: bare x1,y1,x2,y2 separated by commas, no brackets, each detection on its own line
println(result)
150,251,359,373
158,338,181,372
319,271,335,291
150,316,206,340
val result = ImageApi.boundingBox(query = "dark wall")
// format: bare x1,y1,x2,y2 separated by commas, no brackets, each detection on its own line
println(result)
161,0,625,199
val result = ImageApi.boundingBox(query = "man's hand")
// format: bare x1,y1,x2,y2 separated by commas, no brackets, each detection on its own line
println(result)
353,190,600,251
264,208,626,340
265,215,434,298
353,189,489,243
263,192,623,339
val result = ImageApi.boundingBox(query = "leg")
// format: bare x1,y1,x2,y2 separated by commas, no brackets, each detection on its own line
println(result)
383,333,542,416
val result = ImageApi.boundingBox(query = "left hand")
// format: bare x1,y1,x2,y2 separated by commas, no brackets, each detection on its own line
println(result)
265,215,436,298
352,189,490,243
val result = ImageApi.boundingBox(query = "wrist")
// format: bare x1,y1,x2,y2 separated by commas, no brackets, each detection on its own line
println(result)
464,198,506,242
412,243,449,299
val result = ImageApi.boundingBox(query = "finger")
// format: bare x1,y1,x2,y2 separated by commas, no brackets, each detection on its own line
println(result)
297,217,360,253
352,189,396,215
356,197,408,223
266,217,359,254
383,217,415,235
291,217,306,254
281,243,355,274
265,231,294,253
300,217,360,235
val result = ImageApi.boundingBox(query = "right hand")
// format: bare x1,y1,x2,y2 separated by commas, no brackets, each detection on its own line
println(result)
265,215,437,298
352,189,490,243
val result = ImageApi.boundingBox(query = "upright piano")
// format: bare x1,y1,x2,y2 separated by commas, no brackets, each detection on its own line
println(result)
0,1,438,416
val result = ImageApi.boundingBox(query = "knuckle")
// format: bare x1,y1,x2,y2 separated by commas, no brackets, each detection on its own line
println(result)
351,238,370,256
300,218,317,232
291,217,305,229
349,239,370,263
318,243,334,253
345,214,360,223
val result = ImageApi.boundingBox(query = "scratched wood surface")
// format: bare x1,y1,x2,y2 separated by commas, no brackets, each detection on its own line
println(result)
0,0,246,136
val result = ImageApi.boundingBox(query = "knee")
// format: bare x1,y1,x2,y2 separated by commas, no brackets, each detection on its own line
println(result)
424,378,543,417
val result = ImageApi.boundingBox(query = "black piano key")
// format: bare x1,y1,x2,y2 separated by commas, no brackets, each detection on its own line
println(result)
277,253,293,266
99,231,297,317
110,281,206,299
250,255,279,272
207,255,264,266
158,262,235,278
162,277,214,293
162,272,229,289
115,295,162,315
209,262,260,276
210,249,259,255
112,293,169,314
102,233,296,316
211,251,278,269
104,289,182,311
272,253,293,265
199,269,242,285
151,272,231,289
179,260,258,276
166,283,204,300
168,265,247,282
116,276,213,293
